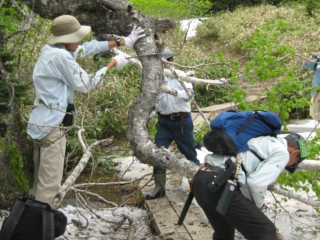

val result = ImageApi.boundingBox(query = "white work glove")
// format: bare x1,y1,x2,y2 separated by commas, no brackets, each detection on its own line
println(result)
112,55,128,69
161,85,177,96
185,71,195,77
124,25,146,49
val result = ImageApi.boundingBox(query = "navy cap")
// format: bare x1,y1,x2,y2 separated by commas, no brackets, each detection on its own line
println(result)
285,133,307,173
163,48,173,59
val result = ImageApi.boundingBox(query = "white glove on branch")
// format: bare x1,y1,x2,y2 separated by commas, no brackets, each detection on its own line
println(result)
186,71,195,77
124,25,146,49
113,55,128,69
161,85,177,96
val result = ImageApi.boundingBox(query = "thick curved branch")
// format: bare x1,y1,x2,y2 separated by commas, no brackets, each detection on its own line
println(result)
155,18,177,33
100,0,133,12
296,160,320,171
22,0,176,41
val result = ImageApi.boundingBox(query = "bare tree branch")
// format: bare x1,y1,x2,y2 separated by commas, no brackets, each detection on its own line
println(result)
163,68,229,86
269,183,320,207
53,134,113,207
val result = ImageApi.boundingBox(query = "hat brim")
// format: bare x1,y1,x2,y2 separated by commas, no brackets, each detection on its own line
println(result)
48,25,91,45
285,157,305,173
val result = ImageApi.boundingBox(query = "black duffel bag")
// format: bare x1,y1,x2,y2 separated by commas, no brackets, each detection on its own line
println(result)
0,195,67,240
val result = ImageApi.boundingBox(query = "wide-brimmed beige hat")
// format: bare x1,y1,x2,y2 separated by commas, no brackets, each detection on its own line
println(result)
48,15,91,45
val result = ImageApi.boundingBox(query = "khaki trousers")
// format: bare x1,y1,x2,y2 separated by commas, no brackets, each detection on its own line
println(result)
310,92,320,121
29,127,66,207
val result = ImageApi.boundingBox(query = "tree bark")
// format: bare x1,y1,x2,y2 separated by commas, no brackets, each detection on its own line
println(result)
297,160,320,171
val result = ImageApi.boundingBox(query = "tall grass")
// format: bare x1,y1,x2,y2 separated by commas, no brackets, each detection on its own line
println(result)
130,0,213,19
196,4,320,53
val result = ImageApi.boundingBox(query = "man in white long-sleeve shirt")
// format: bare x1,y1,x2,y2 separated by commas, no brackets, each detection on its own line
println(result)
145,48,200,200
192,133,308,240
27,15,145,207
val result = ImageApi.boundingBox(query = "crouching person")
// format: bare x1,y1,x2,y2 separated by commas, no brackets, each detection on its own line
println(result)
192,133,308,240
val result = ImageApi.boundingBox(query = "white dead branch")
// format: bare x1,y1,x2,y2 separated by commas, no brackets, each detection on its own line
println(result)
53,128,113,208
269,183,320,207
70,187,118,207
113,48,230,86
297,160,320,171
163,68,229,86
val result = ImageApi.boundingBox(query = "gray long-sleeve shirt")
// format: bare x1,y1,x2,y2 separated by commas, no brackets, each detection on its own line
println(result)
205,136,289,208
27,40,109,139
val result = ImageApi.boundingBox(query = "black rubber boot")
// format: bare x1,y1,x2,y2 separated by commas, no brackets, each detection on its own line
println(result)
145,167,166,200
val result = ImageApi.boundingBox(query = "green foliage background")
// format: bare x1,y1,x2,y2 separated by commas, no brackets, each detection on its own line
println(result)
130,0,213,18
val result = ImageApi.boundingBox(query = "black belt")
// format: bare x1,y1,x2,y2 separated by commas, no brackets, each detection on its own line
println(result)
158,112,191,133
158,112,190,120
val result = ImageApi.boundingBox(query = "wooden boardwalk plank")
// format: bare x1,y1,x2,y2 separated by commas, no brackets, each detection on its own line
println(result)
191,95,266,127
141,168,213,239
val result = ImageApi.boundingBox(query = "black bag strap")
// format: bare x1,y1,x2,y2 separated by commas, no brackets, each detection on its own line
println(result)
236,111,258,135
42,210,55,240
240,163,247,175
0,199,26,240
250,149,264,161
241,149,265,176
236,111,279,136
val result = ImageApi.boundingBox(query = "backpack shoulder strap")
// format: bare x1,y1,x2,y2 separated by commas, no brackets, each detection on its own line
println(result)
0,199,26,240
250,149,264,161
42,210,55,240
240,163,247,175
240,149,265,177
236,111,258,135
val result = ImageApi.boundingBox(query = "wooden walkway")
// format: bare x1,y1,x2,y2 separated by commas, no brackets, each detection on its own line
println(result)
191,95,265,127
140,168,213,239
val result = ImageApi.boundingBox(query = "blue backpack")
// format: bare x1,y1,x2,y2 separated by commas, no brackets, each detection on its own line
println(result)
203,110,282,156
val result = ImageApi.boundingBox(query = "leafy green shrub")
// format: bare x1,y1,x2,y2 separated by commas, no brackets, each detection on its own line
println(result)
73,65,142,140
